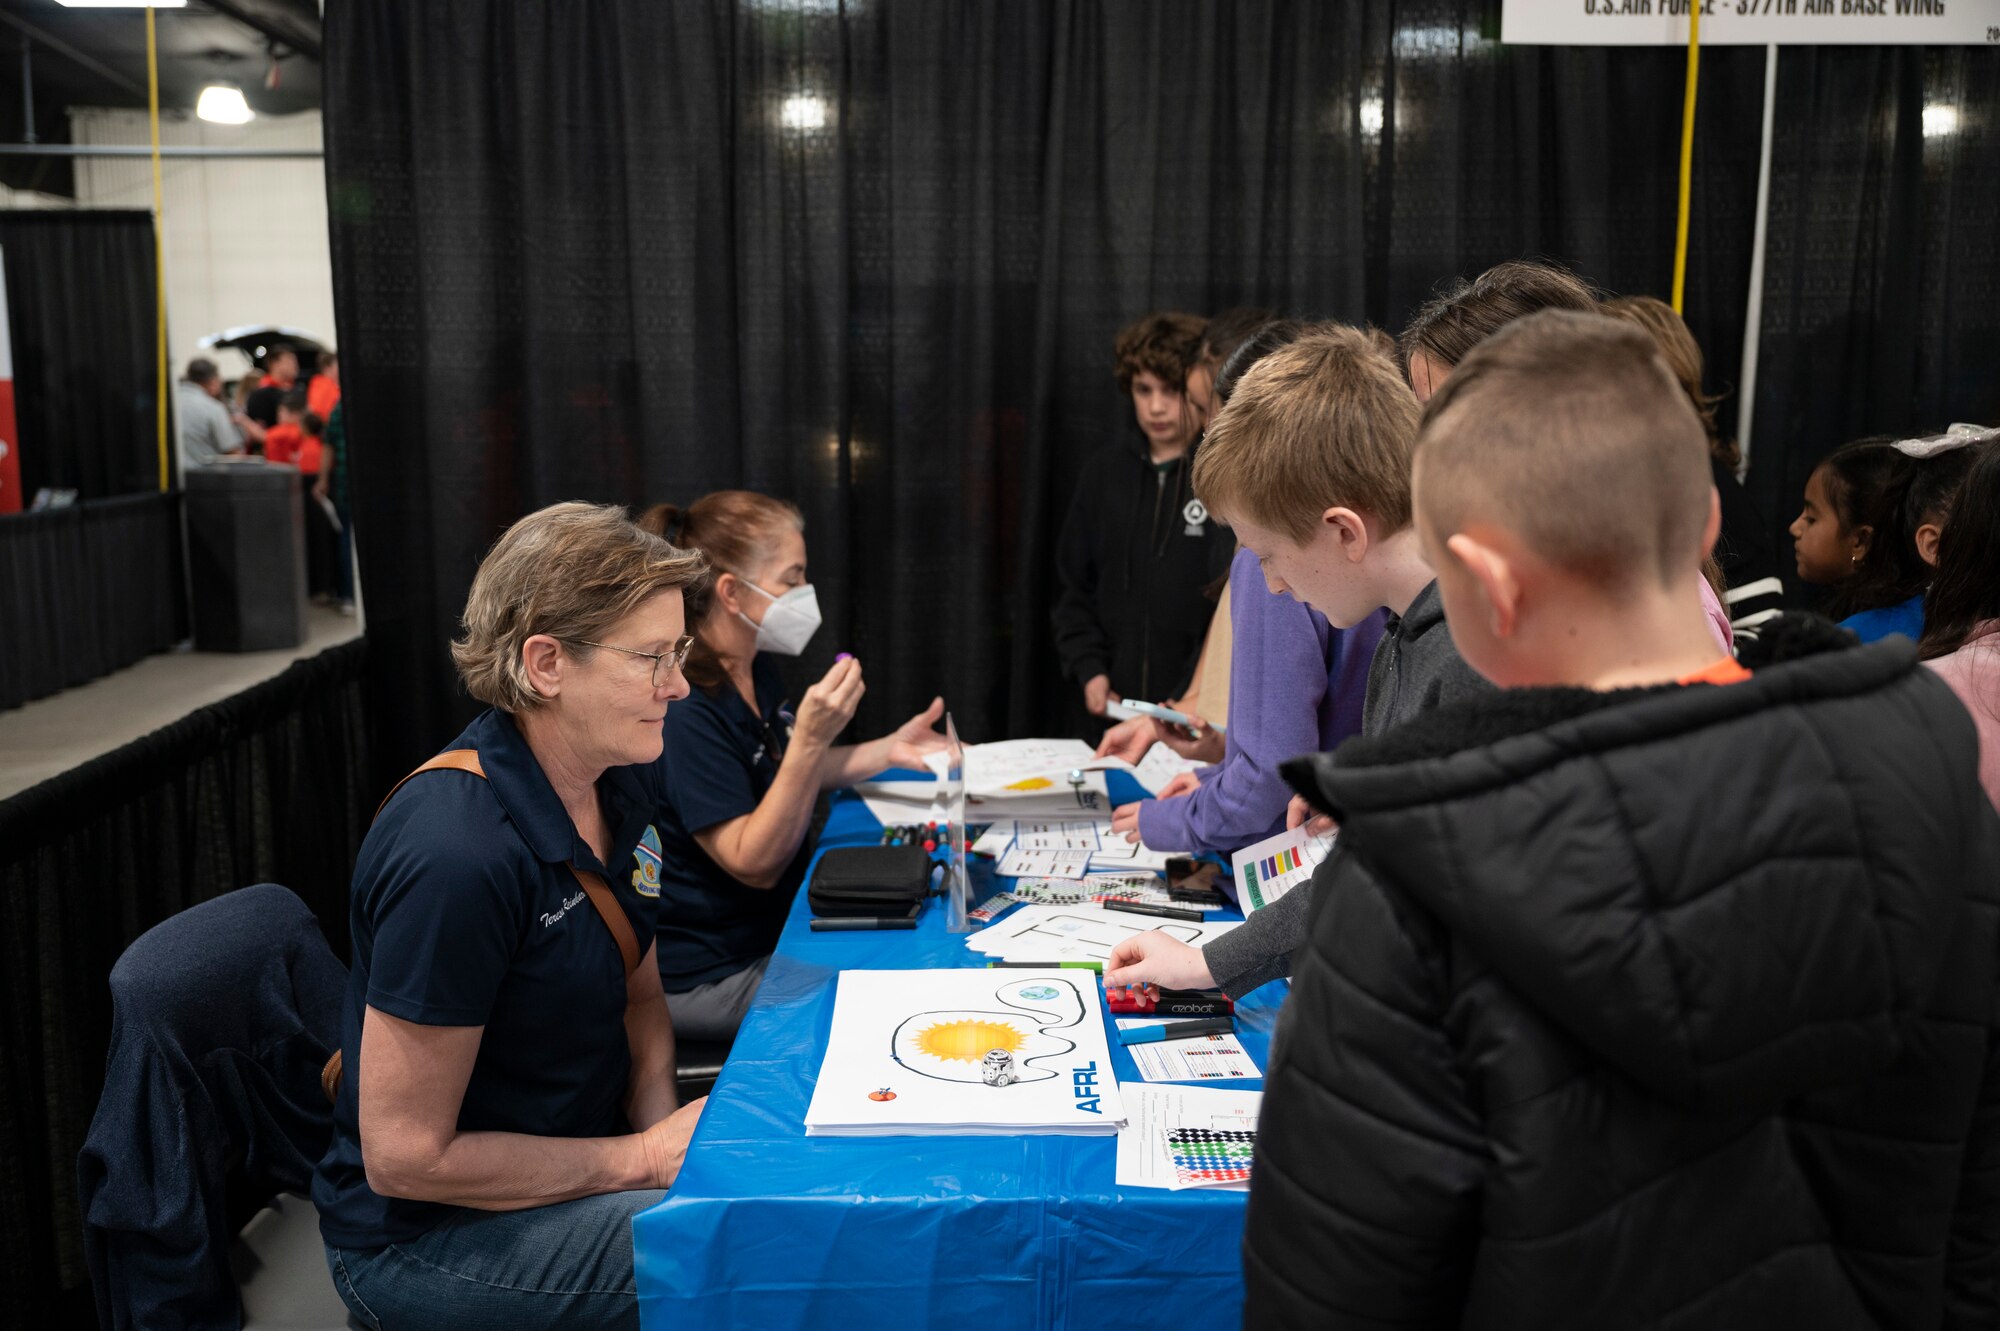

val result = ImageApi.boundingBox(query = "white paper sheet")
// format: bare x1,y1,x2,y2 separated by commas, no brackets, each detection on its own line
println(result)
1084,837,1179,872
965,783,1113,819
1008,875,1218,912
1115,1019,1262,1083
963,902,1236,964
1015,820,1107,851
1114,1083,1262,1191
1230,825,1337,911
852,779,947,831
995,846,1095,879
972,818,1134,859
804,969,1124,1136
1131,743,1209,796
926,738,1098,796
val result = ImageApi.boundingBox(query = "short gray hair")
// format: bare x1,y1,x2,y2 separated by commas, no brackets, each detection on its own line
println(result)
452,502,706,713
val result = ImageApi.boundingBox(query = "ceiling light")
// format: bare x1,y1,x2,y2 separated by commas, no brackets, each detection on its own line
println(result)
196,83,254,125
1359,97,1386,136
1923,103,1960,138
54,2,189,8
780,95,828,131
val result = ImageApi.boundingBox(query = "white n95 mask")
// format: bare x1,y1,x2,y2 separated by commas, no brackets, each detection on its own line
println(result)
737,580,822,656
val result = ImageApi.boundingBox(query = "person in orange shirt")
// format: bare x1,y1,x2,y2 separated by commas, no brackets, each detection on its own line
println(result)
261,391,316,470
307,350,341,421
265,391,337,598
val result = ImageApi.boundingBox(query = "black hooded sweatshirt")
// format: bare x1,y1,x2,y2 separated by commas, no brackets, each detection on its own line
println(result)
1051,435,1235,703
1246,619,2000,1330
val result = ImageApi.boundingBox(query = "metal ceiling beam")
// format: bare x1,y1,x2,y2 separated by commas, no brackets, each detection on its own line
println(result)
0,10,148,100
0,144,322,159
201,0,322,63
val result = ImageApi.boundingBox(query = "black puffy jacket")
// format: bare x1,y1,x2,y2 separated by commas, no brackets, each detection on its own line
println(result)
1247,624,2000,1330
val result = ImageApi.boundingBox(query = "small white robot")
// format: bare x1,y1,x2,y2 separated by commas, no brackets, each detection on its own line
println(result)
981,1048,1016,1087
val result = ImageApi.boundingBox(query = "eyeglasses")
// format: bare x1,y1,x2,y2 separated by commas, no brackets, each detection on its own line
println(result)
574,634,696,687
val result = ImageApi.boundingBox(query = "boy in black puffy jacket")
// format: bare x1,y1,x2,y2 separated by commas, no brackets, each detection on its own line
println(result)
1245,311,2000,1330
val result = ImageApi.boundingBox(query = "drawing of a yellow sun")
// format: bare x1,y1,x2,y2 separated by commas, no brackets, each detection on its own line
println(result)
915,1019,1025,1063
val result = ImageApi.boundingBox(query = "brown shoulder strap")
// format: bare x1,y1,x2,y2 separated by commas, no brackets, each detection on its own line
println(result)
375,748,486,820
570,866,642,976
327,748,641,1104
373,747,642,976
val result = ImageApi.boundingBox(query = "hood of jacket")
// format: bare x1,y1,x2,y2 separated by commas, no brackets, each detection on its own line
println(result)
1285,617,1993,1113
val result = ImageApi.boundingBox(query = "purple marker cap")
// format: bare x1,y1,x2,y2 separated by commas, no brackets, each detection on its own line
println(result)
836,652,854,663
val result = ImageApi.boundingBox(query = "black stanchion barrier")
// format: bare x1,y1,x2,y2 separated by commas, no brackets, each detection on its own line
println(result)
0,493,188,711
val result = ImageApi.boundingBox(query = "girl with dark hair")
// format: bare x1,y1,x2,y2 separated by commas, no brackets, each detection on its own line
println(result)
1789,438,1928,642
1920,435,2000,810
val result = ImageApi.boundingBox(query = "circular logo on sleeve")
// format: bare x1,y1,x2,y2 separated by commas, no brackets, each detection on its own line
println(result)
631,825,663,898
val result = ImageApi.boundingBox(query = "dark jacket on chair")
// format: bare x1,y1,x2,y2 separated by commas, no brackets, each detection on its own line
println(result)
79,884,346,1331
1246,621,2000,1330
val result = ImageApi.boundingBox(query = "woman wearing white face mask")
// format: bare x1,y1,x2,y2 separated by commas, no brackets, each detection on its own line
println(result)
636,492,947,1039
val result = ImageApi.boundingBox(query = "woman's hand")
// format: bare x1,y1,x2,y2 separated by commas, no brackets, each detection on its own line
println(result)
1285,793,1337,838
1094,715,1154,764
1153,715,1224,764
1153,771,1201,801
1083,674,1119,717
1105,932,1215,991
638,1096,708,1189
882,696,949,770
793,658,866,752
1111,799,1147,843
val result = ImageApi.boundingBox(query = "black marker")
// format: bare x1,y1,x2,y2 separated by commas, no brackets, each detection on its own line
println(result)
1101,899,1203,923
810,916,918,931
1119,1018,1235,1046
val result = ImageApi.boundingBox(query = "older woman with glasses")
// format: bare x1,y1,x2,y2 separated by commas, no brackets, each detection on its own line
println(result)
314,502,709,1331
635,491,948,1040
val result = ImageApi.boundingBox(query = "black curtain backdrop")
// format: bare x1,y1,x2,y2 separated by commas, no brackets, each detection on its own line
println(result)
323,1,1998,783
1749,46,2000,604
0,494,188,711
0,639,370,1308
0,211,162,500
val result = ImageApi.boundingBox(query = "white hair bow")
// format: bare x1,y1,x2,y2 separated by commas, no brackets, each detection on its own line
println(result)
1891,422,2000,459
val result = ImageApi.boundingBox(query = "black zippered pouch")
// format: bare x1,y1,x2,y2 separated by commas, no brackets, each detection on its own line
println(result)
807,845,934,917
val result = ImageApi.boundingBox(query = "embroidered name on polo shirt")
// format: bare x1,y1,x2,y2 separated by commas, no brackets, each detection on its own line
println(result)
541,889,586,928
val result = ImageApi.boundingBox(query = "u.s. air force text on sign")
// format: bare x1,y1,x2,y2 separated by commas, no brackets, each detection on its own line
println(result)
1503,0,1997,46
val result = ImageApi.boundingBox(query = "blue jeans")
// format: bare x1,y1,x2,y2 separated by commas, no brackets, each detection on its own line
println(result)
325,1189,668,1330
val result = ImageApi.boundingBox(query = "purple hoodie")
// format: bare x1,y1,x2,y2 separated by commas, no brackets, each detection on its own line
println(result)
1135,547,1386,855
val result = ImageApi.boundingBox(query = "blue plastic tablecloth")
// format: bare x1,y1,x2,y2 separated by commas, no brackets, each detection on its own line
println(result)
633,772,1286,1330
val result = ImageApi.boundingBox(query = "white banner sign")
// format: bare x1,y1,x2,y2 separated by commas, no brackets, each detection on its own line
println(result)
1504,0,2000,46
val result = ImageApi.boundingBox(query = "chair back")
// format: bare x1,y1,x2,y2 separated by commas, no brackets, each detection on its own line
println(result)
79,884,346,1331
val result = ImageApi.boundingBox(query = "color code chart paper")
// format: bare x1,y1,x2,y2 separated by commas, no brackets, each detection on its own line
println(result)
1230,826,1336,911
1115,1019,1261,1082
1114,1084,1262,1192
1168,1127,1256,1188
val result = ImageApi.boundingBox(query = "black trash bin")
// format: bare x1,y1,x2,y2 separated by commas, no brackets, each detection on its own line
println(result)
184,464,307,652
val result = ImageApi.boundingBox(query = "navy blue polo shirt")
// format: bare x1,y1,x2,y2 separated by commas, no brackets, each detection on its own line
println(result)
652,653,815,991
313,707,665,1250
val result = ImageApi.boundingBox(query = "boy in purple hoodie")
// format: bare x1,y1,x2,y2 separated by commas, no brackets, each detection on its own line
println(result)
1110,548,1383,856
1109,325,1488,997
